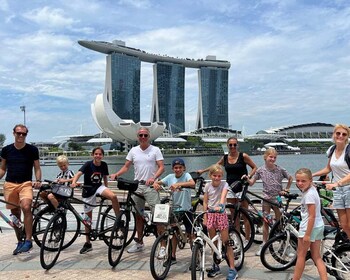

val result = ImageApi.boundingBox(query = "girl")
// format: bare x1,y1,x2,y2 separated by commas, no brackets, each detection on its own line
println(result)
247,147,293,255
71,147,120,254
203,164,238,280
292,168,327,280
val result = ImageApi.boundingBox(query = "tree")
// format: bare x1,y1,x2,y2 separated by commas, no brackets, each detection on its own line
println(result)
0,133,5,147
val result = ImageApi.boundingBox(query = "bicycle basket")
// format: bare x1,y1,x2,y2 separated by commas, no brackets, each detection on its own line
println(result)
230,181,243,193
51,183,73,198
117,178,139,192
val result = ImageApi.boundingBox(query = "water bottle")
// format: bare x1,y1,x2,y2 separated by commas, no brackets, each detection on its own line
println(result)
82,213,92,226
10,214,22,228
263,211,274,224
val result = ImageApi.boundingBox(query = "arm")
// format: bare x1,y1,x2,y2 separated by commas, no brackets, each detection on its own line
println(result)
0,159,7,180
303,204,316,242
170,178,195,191
110,160,132,180
243,153,257,179
147,159,164,185
33,159,42,188
284,175,293,192
103,175,108,188
203,191,209,225
197,156,224,174
71,171,83,188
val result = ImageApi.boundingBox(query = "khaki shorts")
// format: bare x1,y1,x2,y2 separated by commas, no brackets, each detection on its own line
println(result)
132,184,160,214
4,181,33,209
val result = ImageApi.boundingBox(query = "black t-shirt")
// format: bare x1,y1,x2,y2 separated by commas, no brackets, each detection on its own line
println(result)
1,143,39,183
79,160,109,198
224,153,248,185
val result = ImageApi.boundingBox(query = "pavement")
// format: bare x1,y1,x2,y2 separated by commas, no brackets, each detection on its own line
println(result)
0,228,335,280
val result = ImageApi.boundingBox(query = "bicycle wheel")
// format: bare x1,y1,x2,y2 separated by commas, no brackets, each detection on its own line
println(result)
332,243,350,280
33,205,79,250
150,232,172,280
108,211,129,267
228,228,244,271
260,233,297,271
191,242,205,280
40,213,66,270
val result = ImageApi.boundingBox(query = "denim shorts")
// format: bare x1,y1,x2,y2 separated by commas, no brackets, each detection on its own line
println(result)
332,187,350,209
298,225,324,242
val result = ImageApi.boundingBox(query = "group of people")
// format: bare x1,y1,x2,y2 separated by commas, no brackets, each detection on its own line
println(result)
1,123,350,280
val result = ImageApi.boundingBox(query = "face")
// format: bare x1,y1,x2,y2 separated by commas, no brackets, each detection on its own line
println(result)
137,130,150,144
210,171,223,186
92,149,104,162
173,164,185,177
333,128,349,144
57,162,69,171
295,173,312,192
265,153,277,164
13,126,28,143
227,139,238,151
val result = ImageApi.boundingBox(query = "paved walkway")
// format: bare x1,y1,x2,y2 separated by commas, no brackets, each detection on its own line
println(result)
0,228,335,280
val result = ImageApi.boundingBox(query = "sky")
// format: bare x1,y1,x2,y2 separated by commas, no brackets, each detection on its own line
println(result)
1,0,350,145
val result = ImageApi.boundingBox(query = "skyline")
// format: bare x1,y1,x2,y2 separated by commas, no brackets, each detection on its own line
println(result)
1,0,349,145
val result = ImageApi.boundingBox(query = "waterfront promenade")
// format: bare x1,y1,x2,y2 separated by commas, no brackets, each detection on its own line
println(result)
0,228,334,280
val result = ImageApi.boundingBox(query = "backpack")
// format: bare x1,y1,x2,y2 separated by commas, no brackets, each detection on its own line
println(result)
327,144,350,169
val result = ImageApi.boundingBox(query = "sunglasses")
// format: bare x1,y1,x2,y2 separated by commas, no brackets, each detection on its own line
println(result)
138,134,149,138
335,131,348,137
15,132,27,137
228,143,238,147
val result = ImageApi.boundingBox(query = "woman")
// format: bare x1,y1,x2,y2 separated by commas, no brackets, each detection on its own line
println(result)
313,124,350,239
198,137,257,245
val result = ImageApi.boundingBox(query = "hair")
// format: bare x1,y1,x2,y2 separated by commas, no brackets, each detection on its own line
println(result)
263,147,278,160
295,168,313,180
56,155,69,164
333,124,350,143
92,146,104,155
208,164,224,176
226,137,238,144
138,127,150,135
13,124,28,133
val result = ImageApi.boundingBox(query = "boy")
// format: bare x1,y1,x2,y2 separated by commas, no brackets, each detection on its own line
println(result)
153,158,195,266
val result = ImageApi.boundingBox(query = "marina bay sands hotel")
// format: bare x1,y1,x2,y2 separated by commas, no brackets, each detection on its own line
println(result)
79,40,230,136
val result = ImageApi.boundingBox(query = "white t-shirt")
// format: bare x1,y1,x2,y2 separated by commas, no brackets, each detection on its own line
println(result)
299,186,324,231
329,144,350,192
126,144,164,181
204,181,229,208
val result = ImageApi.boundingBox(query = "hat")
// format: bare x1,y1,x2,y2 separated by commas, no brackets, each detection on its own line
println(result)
172,158,185,167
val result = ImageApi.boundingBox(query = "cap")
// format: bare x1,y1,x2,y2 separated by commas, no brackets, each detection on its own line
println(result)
172,158,185,167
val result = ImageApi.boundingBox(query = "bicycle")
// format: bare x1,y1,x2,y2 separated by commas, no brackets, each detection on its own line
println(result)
149,185,193,280
190,210,244,280
39,183,118,270
108,178,159,267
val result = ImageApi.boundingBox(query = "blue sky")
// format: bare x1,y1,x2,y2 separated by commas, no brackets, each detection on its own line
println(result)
1,0,349,144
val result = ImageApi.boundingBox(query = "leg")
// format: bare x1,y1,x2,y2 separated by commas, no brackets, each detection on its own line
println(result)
262,203,272,243
337,209,350,237
227,198,239,231
101,188,120,214
10,207,22,241
221,229,235,269
21,198,33,241
85,210,93,243
241,200,251,240
47,193,59,208
310,240,328,280
292,237,310,280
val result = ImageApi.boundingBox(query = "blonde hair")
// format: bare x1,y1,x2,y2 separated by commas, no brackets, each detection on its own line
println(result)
295,168,312,180
333,124,350,143
208,164,224,176
56,155,69,165
263,147,278,160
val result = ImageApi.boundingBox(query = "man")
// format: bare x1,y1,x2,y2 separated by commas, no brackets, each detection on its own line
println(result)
110,127,164,253
0,124,42,254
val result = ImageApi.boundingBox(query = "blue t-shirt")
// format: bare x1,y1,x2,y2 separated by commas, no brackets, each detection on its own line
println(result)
161,172,193,212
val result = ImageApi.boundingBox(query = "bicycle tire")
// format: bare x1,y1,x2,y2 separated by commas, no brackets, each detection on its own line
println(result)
108,211,128,267
40,213,66,270
227,228,245,271
191,242,205,280
101,205,117,246
331,242,350,280
150,232,172,280
33,205,79,250
260,233,297,271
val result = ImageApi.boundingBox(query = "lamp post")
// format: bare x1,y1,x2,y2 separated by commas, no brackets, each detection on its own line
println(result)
20,106,26,125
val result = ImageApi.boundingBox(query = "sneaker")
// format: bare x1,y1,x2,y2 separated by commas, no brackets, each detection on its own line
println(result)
256,243,265,256
158,246,166,259
286,246,295,258
17,240,32,254
207,264,221,278
163,256,177,267
226,268,238,280
13,241,24,255
80,242,92,254
243,239,249,247
127,242,144,253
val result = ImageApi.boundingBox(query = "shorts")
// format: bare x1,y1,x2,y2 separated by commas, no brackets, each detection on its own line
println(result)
332,187,350,209
227,188,242,199
132,184,160,214
298,225,324,242
4,181,33,209
82,185,107,213
207,212,229,231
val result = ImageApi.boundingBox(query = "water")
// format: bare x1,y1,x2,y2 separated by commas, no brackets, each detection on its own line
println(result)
39,153,329,192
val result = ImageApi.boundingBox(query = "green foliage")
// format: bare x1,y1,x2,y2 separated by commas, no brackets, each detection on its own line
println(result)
0,133,5,147
68,142,84,151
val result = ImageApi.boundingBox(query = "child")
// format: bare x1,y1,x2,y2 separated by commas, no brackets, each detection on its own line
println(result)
203,164,238,280
71,147,120,254
153,158,195,266
47,155,75,208
292,168,327,280
246,147,293,255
